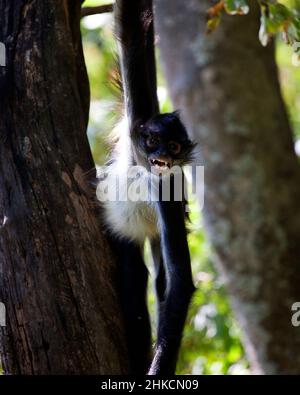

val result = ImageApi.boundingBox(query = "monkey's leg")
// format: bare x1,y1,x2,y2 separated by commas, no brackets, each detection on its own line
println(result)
110,237,152,374
150,238,166,304
148,202,195,375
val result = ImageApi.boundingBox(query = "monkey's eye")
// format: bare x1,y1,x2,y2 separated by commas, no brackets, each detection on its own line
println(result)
168,141,181,155
146,136,160,149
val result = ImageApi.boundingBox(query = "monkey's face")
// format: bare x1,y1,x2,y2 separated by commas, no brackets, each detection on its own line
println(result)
133,112,196,174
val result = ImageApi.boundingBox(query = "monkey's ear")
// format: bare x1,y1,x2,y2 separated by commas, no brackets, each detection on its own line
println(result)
172,110,181,119
131,119,146,140
132,119,144,129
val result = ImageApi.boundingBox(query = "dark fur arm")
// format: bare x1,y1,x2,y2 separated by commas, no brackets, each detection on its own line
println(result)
149,200,195,374
114,0,159,126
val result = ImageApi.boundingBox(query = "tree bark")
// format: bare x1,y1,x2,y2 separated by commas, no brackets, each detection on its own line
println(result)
155,0,300,374
0,0,127,374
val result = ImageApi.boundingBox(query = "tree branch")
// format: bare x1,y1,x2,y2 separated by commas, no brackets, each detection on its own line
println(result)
81,4,114,18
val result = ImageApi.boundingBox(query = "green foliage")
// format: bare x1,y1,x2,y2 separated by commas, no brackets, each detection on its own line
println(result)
177,209,248,374
206,0,300,145
81,3,119,164
276,41,300,138
258,1,300,49
207,0,300,62
206,0,250,34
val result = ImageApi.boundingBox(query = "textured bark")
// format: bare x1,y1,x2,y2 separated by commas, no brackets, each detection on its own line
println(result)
0,0,127,374
155,0,300,374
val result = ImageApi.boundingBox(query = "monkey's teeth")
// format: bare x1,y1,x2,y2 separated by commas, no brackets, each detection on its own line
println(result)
151,159,171,169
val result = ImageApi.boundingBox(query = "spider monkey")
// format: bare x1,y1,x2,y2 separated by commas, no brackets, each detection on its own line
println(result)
99,0,196,375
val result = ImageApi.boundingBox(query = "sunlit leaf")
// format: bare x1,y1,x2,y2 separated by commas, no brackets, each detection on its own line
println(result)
224,0,249,15
206,14,222,34
259,12,271,46
292,52,300,66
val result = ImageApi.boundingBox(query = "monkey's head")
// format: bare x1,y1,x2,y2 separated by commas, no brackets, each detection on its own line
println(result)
132,112,196,174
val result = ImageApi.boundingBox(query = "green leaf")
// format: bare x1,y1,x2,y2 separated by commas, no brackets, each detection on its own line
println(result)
224,0,249,15
268,3,292,32
206,14,222,34
259,12,271,46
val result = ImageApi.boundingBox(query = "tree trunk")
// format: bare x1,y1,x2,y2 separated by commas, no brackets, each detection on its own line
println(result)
0,0,127,374
155,0,300,374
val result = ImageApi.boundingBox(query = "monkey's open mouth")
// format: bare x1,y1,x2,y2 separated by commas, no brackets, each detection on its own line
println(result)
150,158,172,171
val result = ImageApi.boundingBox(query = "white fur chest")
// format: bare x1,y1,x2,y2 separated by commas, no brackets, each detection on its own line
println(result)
103,199,158,243
97,153,159,243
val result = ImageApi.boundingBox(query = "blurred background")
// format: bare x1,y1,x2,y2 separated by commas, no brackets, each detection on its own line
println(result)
81,0,300,375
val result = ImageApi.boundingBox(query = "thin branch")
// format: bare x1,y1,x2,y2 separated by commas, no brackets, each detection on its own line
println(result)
207,0,224,18
81,4,114,18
